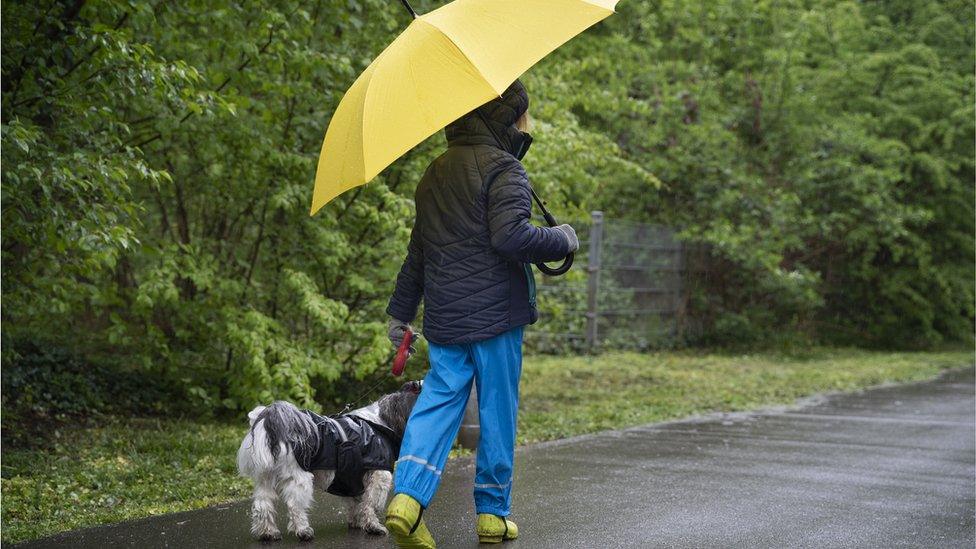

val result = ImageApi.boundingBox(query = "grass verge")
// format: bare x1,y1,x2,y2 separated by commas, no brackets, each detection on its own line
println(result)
2,348,970,543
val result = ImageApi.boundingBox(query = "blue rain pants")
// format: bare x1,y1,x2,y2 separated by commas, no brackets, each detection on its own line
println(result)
393,326,524,517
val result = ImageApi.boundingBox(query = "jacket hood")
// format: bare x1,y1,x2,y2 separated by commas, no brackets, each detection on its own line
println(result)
445,79,530,156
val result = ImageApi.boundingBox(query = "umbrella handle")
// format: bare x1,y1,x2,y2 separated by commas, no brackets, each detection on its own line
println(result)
537,252,574,276
530,188,574,276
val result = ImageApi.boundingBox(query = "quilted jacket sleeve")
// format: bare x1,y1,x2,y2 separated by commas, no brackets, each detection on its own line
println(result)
486,160,572,264
386,218,424,323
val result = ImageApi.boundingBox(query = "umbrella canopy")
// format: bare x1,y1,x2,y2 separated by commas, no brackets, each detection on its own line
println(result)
310,0,618,215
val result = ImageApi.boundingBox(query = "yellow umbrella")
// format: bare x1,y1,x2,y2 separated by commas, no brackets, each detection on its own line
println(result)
310,0,619,215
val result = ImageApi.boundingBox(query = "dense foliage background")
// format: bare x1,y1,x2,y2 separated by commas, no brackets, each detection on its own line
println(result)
3,0,973,416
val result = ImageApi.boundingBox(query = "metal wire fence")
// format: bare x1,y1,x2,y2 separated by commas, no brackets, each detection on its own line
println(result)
526,211,687,353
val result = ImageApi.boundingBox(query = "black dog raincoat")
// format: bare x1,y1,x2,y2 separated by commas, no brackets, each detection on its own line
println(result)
293,405,400,497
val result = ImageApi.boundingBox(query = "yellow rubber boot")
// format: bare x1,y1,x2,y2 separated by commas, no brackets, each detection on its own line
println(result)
477,514,519,544
385,493,436,548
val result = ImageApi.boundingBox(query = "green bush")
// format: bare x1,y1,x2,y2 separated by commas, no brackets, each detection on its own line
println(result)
1,340,180,446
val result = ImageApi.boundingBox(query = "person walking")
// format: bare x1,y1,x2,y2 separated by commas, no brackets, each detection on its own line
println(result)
383,80,578,547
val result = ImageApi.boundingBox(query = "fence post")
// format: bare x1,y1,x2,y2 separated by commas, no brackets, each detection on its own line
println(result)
585,211,604,351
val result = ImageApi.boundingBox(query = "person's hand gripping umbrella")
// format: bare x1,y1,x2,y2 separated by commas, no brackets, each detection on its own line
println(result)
310,0,620,275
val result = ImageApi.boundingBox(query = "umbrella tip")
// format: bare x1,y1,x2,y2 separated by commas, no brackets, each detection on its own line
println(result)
399,0,419,19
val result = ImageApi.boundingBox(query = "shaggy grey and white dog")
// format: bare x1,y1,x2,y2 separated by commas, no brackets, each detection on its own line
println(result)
237,381,421,541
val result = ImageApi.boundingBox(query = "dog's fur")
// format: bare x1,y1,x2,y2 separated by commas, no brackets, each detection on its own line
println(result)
237,382,420,541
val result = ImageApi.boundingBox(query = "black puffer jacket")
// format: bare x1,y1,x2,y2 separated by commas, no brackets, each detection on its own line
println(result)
386,80,571,345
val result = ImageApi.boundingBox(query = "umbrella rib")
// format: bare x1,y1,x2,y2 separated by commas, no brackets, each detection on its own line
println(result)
359,40,399,180
360,53,384,182
414,17,506,96
360,18,501,180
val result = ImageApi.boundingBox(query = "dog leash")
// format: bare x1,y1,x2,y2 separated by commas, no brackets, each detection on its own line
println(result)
336,374,392,416
335,328,415,416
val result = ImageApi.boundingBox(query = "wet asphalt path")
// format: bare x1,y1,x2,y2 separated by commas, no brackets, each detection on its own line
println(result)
18,367,974,549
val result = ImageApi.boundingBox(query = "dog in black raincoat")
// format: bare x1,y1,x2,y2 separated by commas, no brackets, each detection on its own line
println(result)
237,381,422,541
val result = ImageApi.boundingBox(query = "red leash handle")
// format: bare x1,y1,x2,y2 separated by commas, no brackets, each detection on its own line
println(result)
392,327,413,376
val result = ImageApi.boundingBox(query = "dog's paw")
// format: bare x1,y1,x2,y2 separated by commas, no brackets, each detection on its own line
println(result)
296,527,315,541
257,529,282,542
362,522,388,536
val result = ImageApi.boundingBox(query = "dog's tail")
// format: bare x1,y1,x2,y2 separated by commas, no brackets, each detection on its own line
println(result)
237,401,318,477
